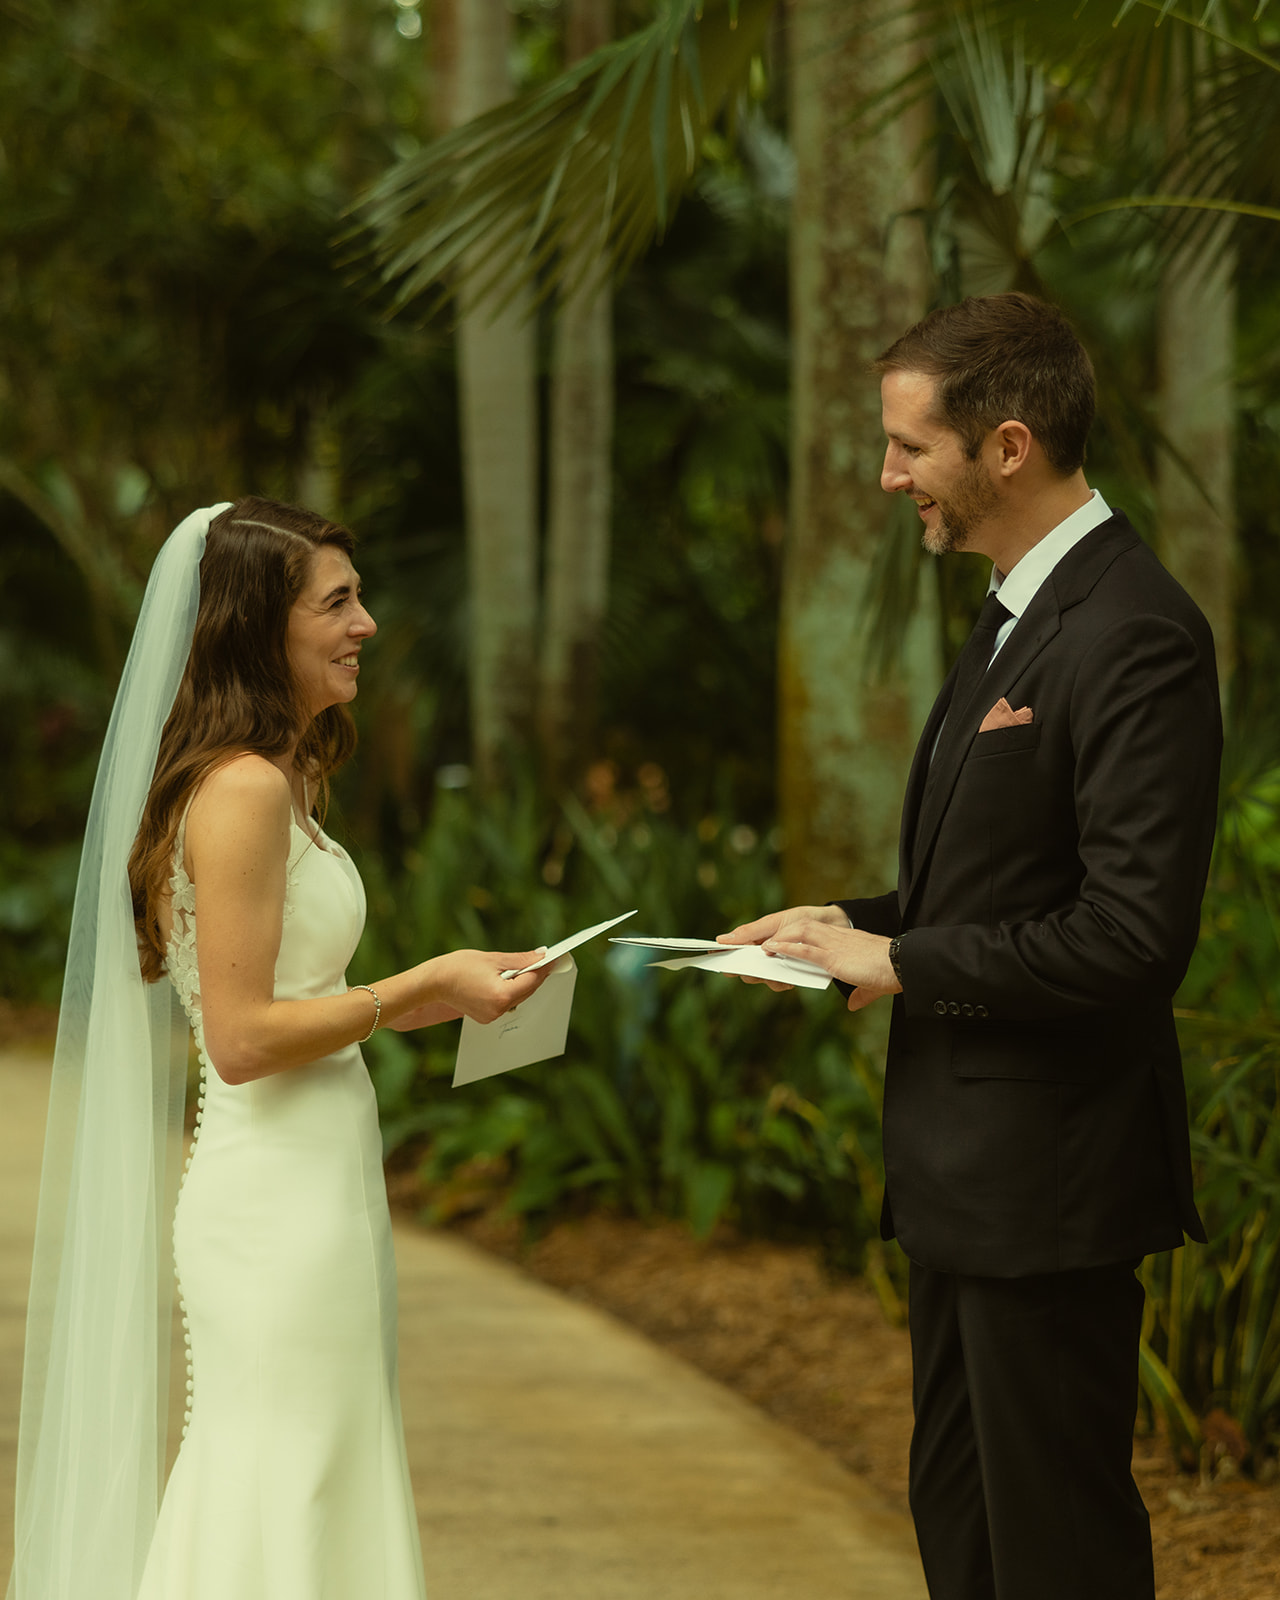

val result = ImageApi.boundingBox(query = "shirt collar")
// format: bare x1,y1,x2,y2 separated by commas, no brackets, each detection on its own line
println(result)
988,490,1113,618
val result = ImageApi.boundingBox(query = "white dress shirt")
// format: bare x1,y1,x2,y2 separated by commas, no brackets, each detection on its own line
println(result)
927,490,1114,764
988,489,1113,660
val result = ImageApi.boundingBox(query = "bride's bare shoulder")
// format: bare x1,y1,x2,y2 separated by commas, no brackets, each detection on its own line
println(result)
200,753,289,799
187,755,291,844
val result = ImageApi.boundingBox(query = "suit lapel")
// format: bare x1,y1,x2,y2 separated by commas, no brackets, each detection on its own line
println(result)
898,665,955,892
899,513,1141,913
903,601,1061,909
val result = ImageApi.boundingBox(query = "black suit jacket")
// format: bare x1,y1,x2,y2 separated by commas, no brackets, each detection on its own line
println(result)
837,513,1221,1278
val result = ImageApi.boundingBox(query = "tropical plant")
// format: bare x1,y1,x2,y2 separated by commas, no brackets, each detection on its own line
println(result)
355,0,1280,903
1138,749,1280,1465
356,0,777,316
359,0,1280,320
0,0,414,988
349,771,908,1309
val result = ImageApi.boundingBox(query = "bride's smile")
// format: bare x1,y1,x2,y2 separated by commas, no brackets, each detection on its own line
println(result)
286,546,377,719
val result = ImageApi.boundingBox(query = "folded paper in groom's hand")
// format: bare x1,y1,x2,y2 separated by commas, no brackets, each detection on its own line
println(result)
654,944,832,990
609,935,727,955
608,935,832,991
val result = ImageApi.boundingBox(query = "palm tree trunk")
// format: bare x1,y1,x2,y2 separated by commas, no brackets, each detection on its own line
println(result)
780,0,938,904
451,0,540,784
1155,35,1236,697
1155,231,1237,693
539,0,615,790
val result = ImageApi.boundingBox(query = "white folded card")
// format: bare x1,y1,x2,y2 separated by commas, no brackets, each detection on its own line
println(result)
610,935,727,954
647,941,832,991
453,910,636,1086
453,953,578,1086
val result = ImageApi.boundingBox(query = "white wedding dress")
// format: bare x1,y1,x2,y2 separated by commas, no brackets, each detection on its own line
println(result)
136,815,428,1599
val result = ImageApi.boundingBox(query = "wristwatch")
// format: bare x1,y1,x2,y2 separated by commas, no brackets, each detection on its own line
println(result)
887,935,905,986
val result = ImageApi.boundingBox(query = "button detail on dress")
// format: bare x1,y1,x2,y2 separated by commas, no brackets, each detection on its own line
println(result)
933,1000,947,1016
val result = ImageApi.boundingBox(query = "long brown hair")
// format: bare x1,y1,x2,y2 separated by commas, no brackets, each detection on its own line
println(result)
129,497,360,980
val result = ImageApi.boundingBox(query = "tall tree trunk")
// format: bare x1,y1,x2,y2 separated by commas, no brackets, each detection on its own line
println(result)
1155,38,1236,697
426,0,460,137
780,0,938,904
450,0,540,785
1155,235,1237,693
538,0,615,791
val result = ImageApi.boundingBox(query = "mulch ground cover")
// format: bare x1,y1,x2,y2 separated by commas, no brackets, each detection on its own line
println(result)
409,1203,1280,1600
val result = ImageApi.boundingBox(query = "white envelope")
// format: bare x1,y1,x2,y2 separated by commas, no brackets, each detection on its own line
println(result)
503,909,637,976
453,954,578,1086
452,909,637,1086
651,943,832,990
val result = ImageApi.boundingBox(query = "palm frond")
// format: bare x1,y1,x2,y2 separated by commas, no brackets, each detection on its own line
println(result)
889,0,1280,270
351,0,774,320
1066,194,1280,225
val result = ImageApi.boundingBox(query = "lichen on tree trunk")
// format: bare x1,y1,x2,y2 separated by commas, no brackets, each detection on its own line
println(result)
449,0,540,786
538,0,615,792
781,0,939,906
1156,233,1236,694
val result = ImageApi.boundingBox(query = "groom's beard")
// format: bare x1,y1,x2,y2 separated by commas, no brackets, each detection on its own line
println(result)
921,458,1000,556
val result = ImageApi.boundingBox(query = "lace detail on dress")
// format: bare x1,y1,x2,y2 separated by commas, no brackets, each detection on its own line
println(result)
165,814,303,1036
165,808,206,1442
166,813,202,1036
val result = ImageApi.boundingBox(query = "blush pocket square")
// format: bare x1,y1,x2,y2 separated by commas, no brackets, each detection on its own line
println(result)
980,697,1034,733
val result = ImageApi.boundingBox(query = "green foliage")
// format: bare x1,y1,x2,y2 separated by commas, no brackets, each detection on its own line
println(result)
355,0,777,317
0,0,450,964
350,777,903,1302
1140,751,1280,1463
3,0,1279,1399
0,839,80,1006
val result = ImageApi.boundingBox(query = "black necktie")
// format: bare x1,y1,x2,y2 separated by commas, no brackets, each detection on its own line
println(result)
929,591,1012,769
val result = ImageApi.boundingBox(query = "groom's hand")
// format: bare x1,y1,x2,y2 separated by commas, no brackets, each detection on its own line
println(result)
718,905,851,992
762,922,901,1013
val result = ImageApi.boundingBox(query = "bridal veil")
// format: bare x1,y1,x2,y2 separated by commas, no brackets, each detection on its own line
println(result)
7,505,230,1600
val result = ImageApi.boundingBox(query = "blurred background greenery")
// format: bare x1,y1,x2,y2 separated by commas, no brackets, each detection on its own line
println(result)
3,0,1279,1469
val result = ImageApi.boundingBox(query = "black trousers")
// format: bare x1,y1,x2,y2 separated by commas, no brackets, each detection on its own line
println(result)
907,1259,1154,1600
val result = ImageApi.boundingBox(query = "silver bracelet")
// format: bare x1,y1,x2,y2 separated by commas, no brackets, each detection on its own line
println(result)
349,984,381,1042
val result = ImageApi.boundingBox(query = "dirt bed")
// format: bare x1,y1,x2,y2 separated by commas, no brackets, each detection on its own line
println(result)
421,1206,1280,1600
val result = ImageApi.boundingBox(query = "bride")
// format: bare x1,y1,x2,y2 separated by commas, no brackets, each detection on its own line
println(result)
8,499,548,1600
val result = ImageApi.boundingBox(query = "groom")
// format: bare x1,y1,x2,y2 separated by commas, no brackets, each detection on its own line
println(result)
726,293,1221,1600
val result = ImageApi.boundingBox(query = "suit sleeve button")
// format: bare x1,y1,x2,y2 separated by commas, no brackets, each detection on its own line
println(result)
947,1001,960,1015
975,1004,989,1019
961,1004,974,1017
933,1000,947,1016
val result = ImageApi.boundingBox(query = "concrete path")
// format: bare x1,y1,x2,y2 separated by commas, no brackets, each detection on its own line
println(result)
1,1048,926,1598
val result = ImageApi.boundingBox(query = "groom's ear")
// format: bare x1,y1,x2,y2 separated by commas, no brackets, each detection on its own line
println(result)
992,420,1034,478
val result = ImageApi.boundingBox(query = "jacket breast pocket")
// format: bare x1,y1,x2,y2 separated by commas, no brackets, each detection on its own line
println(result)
968,722,1041,759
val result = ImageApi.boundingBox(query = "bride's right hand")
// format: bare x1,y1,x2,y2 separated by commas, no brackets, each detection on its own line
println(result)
420,949,550,1024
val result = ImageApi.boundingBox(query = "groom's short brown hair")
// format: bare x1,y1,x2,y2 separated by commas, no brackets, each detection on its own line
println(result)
875,292,1096,476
